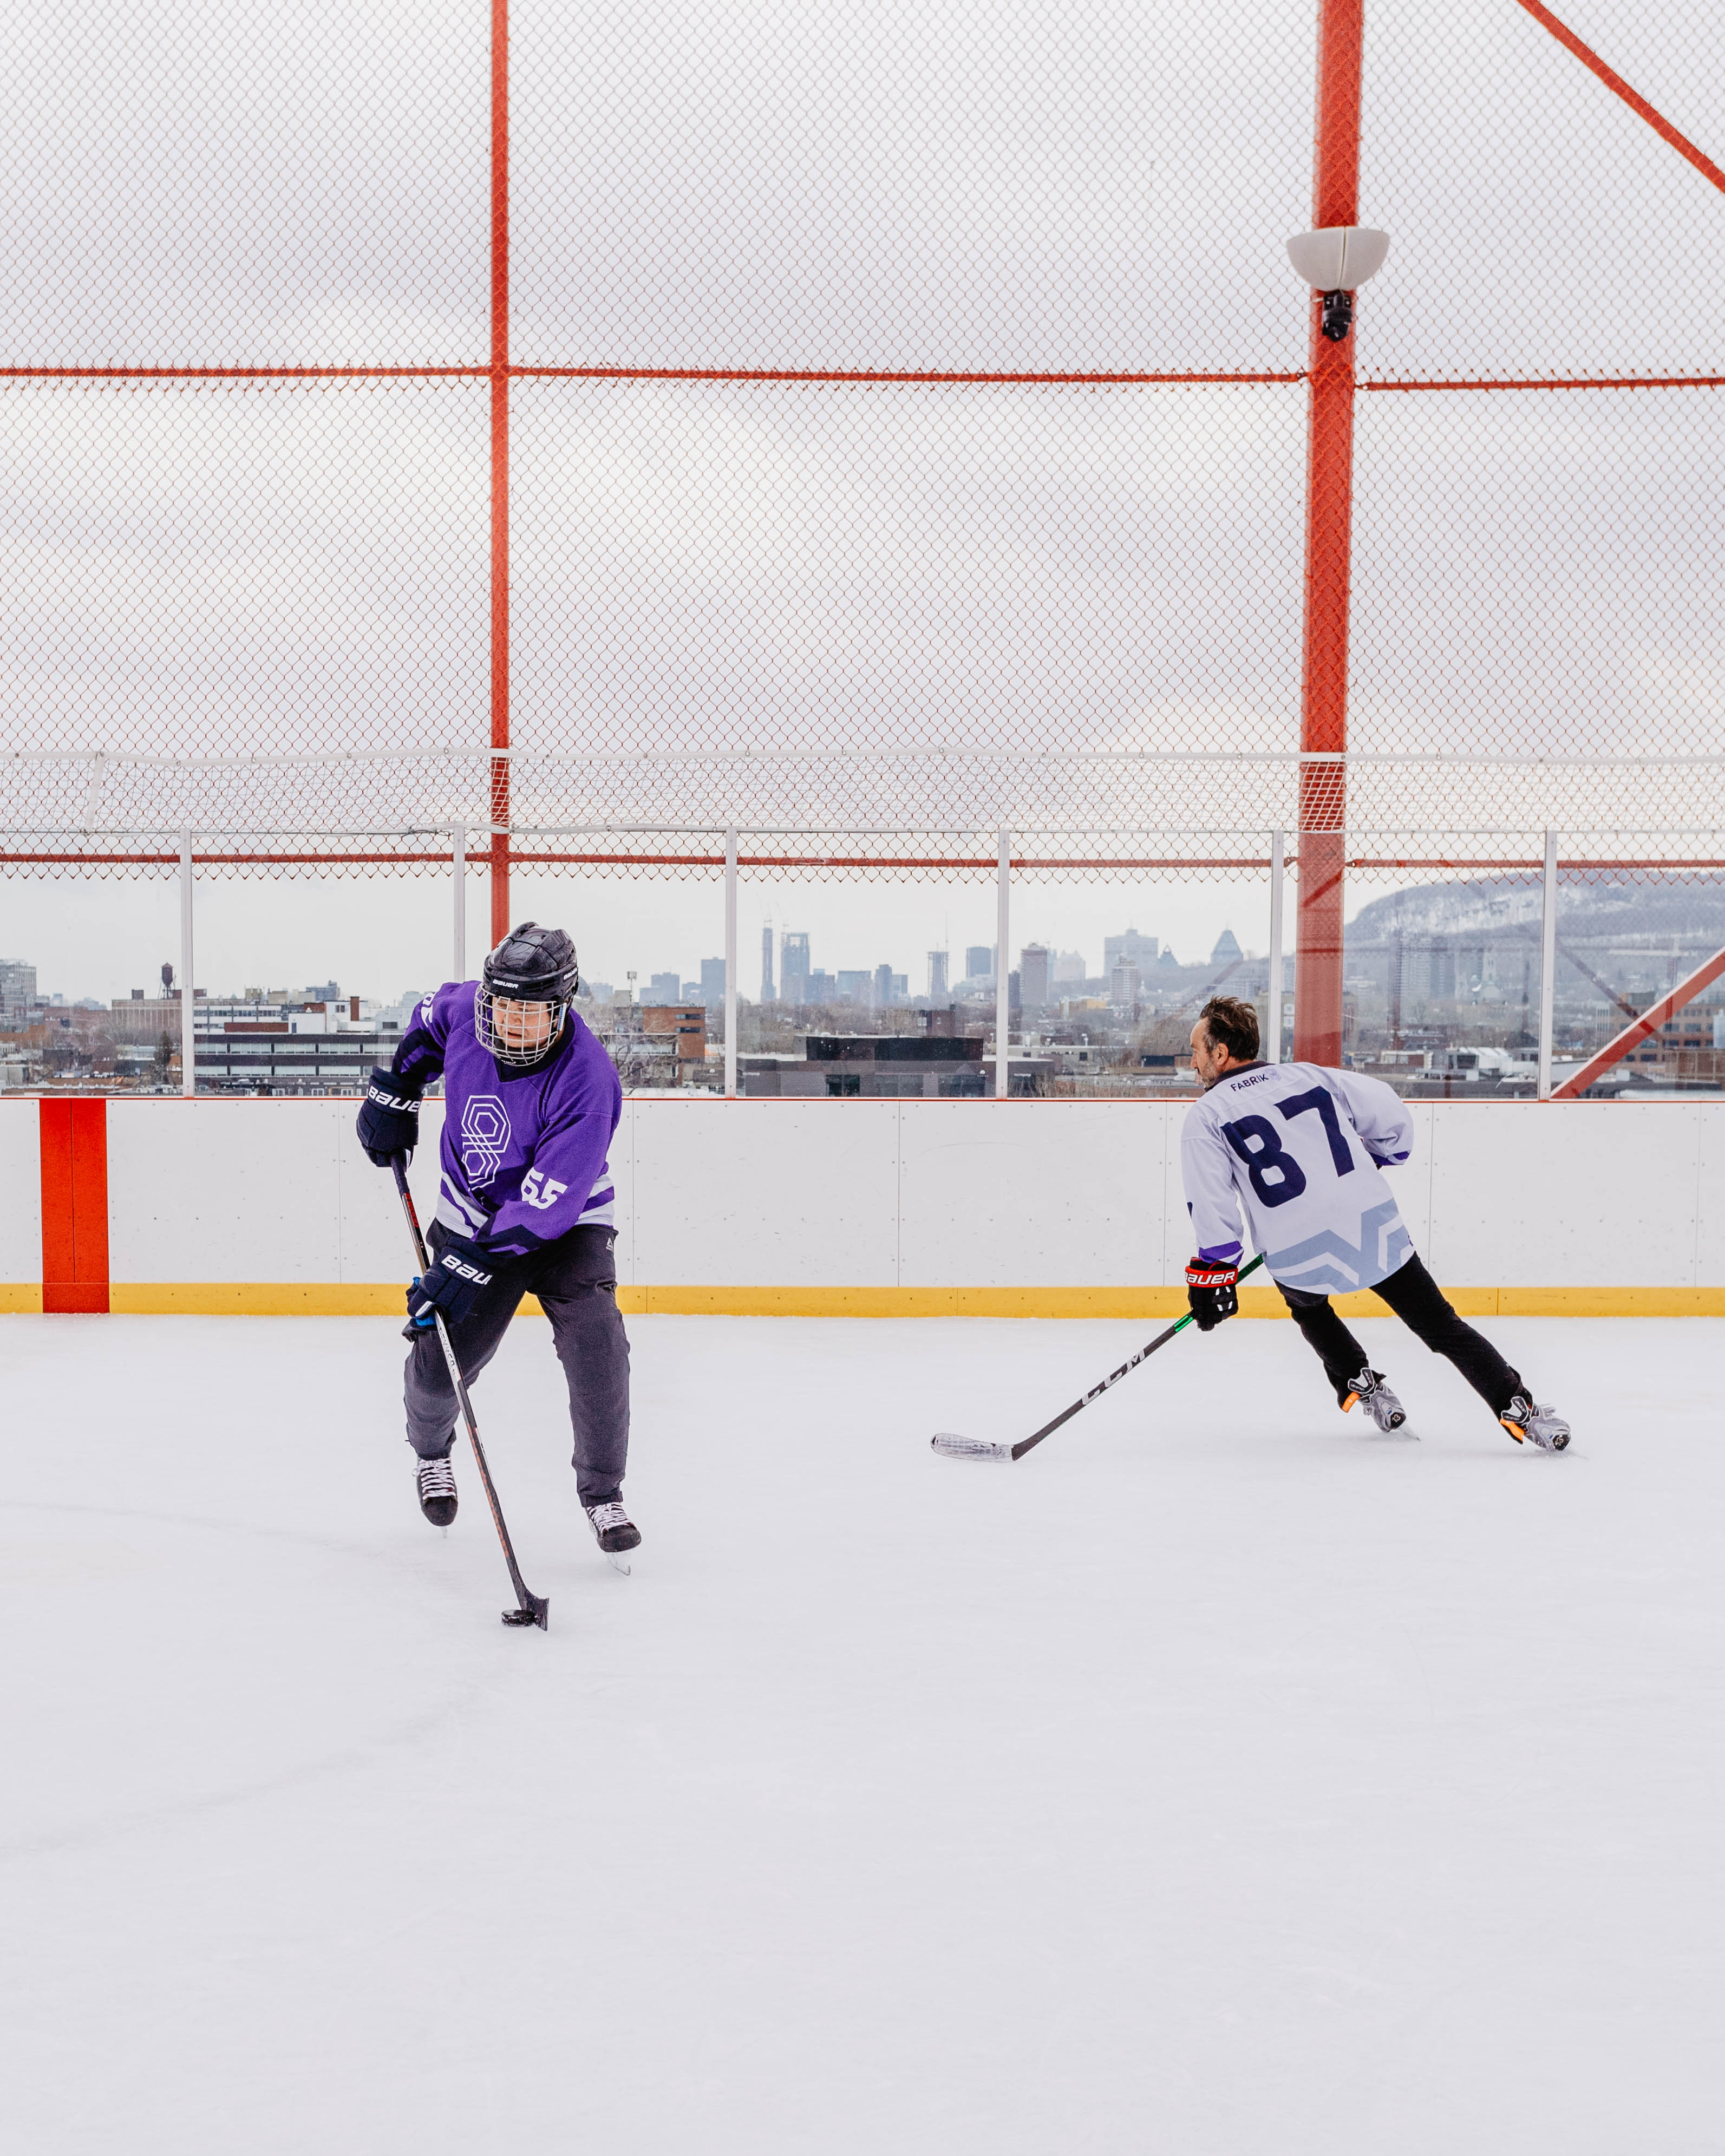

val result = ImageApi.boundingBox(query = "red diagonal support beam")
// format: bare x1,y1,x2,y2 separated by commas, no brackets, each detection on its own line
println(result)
1512,1,1725,198
1551,942,1725,1099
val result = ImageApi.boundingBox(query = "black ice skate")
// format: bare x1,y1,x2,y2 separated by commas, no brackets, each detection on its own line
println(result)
416,1452,459,1528
1500,1395,1570,1451
1340,1367,1407,1433
585,1499,641,1574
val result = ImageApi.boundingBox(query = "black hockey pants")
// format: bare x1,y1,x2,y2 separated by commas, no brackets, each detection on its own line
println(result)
404,1222,631,1505
1278,1252,1524,1417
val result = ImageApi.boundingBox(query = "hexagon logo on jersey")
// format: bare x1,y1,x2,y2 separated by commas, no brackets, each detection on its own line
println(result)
459,1094,511,1185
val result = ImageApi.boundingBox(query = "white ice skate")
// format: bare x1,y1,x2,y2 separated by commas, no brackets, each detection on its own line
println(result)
1341,1368,1409,1435
585,1499,641,1576
1500,1396,1570,1452
416,1452,458,1530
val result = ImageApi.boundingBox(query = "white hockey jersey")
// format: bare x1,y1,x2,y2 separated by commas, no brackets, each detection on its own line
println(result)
1180,1061,1416,1295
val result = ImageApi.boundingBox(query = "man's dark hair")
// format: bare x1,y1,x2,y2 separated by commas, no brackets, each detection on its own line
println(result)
1198,995,1260,1063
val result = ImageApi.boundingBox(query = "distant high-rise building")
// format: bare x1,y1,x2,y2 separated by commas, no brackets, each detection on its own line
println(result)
965,944,994,982
803,969,836,1003
1211,927,1243,964
780,931,811,1003
1019,944,1051,1008
1109,961,1142,1005
0,959,36,1022
927,950,949,1000
760,926,775,1002
644,971,681,1005
700,957,727,1009
1103,928,1159,972
837,970,873,1003
873,963,894,1009
1052,950,1086,984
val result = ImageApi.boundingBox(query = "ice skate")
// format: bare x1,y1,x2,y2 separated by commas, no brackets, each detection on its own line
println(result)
585,1498,641,1574
416,1452,459,1529
1500,1396,1570,1452
1340,1368,1408,1434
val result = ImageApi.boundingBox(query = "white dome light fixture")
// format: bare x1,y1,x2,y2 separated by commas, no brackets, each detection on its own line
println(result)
1286,225,1390,341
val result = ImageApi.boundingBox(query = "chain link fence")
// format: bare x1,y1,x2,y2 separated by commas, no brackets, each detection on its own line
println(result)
3,2,1723,912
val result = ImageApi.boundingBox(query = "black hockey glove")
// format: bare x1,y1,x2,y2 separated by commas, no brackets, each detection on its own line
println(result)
1185,1257,1239,1331
357,1067,422,1167
406,1234,498,1332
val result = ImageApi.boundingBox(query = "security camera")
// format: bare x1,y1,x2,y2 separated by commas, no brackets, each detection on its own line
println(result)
1285,226,1390,341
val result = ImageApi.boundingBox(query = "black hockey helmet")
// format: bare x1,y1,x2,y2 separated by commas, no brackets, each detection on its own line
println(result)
482,922,580,1002
476,922,579,1066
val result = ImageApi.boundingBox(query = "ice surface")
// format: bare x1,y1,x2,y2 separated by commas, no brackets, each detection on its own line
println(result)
3,1312,1722,2153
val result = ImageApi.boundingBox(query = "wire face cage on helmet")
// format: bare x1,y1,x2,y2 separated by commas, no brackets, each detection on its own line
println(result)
474,922,580,1068
474,985,570,1067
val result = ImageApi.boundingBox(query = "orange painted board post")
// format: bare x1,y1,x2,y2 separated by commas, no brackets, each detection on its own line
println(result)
38,1098,110,1314
1293,0,1364,1069
488,0,511,949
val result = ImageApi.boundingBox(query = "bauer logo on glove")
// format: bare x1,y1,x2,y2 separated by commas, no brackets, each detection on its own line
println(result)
356,1066,423,1168
1185,1255,1240,1331
406,1236,496,1330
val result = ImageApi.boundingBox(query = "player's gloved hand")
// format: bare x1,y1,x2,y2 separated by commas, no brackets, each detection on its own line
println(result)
1185,1256,1239,1331
357,1067,422,1167
406,1235,496,1330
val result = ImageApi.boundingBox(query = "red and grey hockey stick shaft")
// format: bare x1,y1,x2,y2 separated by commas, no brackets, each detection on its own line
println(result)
931,1253,1266,1464
393,1159,549,1630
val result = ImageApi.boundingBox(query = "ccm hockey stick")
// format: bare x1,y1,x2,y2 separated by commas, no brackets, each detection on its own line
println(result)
931,1252,1267,1465
393,1159,550,1630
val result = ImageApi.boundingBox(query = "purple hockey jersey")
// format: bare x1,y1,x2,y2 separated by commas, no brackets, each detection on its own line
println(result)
390,981,621,1260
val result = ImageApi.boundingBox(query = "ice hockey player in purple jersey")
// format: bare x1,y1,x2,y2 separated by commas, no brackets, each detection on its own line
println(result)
1180,995,1570,1450
354,923,641,1559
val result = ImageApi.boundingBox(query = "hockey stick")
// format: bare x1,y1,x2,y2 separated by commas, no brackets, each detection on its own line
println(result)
392,1159,550,1630
931,1252,1267,1465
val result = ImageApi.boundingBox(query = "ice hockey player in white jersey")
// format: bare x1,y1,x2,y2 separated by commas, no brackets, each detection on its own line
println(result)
1180,995,1570,1449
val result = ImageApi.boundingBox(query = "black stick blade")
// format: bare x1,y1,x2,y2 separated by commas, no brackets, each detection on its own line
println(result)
931,1432,1014,1463
502,1592,550,1630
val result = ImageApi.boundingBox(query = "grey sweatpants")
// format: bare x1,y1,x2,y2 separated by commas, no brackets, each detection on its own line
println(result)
404,1223,631,1505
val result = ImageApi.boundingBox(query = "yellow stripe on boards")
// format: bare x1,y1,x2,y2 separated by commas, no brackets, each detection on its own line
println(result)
0,1284,44,1314
53,1282,1725,1317
110,1283,406,1316
106,1283,555,1318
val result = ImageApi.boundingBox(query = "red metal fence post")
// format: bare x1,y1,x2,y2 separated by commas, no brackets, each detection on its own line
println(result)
489,0,512,949
1294,0,1364,1068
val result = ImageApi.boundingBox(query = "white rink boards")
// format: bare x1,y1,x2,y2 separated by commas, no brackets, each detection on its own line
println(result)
2,1310,1721,2153
4,1093,1724,1309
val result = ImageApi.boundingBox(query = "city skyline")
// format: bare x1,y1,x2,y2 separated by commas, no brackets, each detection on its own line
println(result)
2,915,1260,1021
0,866,1292,1012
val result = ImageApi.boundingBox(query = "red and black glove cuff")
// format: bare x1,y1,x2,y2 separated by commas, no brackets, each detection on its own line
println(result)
1185,1256,1240,1331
